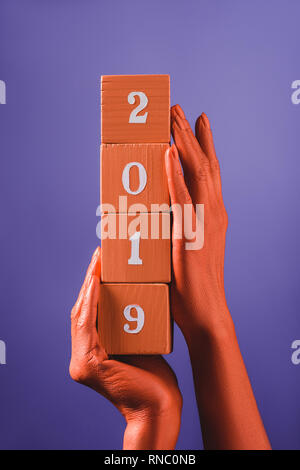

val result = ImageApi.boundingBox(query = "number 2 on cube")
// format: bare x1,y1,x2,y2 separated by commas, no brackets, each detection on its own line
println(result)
128,91,148,124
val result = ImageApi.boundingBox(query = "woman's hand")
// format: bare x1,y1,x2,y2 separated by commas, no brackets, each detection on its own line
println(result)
69,247,182,450
165,105,271,450
165,105,232,340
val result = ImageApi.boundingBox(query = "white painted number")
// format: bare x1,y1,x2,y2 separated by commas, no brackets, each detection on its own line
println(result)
0,340,6,365
0,80,6,104
123,304,145,334
128,231,142,265
128,91,148,123
122,161,147,195
291,80,300,105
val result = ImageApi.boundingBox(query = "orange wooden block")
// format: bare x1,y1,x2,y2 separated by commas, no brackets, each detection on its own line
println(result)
101,75,170,143
101,143,170,213
101,212,171,283
98,283,172,354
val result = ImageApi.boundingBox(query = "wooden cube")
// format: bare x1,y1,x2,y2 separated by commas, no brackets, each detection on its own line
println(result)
101,75,170,143
98,283,172,354
101,143,170,213
101,212,171,283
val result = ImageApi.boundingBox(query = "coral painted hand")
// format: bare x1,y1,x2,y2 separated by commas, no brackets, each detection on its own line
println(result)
165,105,271,450
165,105,230,338
70,105,271,451
69,247,182,450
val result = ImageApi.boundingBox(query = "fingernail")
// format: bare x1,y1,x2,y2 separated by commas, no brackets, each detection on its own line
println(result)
171,144,177,156
91,247,101,276
85,275,94,296
166,145,173,160
174,113,183,130
171,106,189,131
201,113,210,129
173,104,185,119
88,248,100,277
171,110,185,133
94,256,101,278
91,274,99,286
165,147,172,164
92,246,100,259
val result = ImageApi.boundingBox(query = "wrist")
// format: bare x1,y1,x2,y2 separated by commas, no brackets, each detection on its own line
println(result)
182,304,236,348
123,404,181,450
123,391,182,450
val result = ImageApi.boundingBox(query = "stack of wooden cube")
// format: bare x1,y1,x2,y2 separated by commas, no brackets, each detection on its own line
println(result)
99,75,172,355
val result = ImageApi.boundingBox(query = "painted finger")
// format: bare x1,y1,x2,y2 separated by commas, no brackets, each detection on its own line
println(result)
165,145,193,206
165,145,196,245
171,105,208,184
76,275,100,330
195,113,222,194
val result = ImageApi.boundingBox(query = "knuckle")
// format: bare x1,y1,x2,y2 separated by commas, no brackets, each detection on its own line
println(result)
175,388,183,411
175,168,183,177
217,207,228,230
70,306,78,321
202,158,210,169
222,209,229,228
193,164,208,182
69,362,89,384
75,317,89,330
81,295,89,311
176,188,191,204
211,160,220,173
157,386,183,414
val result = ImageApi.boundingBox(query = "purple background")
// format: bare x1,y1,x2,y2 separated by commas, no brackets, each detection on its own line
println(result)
0,0,299,450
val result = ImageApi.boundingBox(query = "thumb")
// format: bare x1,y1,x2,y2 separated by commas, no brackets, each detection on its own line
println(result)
77,275,100,329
